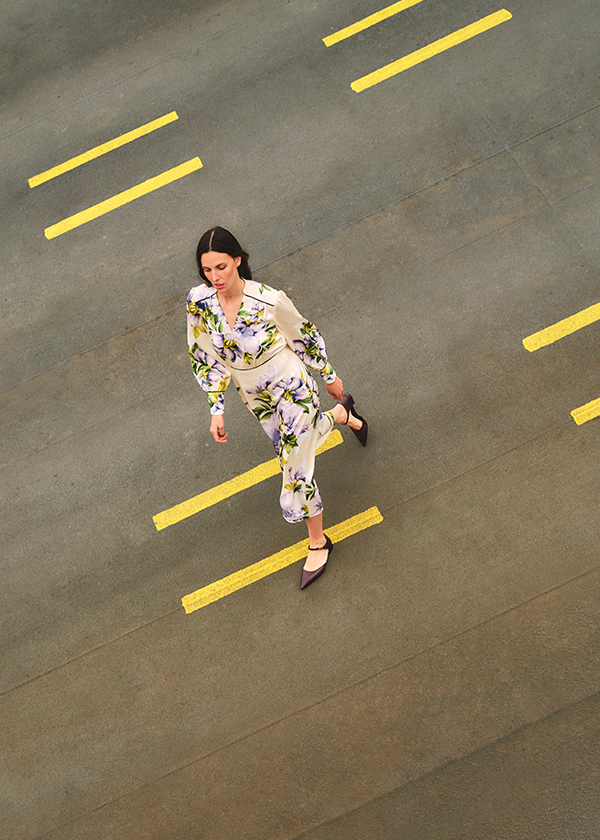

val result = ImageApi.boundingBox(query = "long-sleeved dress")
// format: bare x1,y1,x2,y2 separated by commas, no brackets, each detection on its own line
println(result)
186,279,337,523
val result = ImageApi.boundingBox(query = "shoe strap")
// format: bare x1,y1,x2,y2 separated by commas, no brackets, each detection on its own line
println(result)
308,536,330,550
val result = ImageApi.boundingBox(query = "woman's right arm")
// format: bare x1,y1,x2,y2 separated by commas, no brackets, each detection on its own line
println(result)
187,317,231,437
210,415,228,443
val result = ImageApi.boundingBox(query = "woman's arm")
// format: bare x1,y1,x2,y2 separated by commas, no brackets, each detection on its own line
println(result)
325,377,344,399
273,291,339,384
187,318,231,424
210,414,228,443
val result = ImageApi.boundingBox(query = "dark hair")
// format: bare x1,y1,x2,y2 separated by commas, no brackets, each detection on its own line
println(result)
196,226,252,285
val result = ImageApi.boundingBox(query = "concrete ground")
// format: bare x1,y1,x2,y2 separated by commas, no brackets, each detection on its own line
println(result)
2,0,600,837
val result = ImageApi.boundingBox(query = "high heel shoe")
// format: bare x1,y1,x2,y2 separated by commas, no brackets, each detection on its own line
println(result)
300,535,334,590
336,392,368,447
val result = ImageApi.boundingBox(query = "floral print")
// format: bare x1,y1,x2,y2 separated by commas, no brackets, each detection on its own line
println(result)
186,280,337,523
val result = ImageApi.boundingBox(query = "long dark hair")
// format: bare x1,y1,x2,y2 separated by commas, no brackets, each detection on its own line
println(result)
196,227,252,285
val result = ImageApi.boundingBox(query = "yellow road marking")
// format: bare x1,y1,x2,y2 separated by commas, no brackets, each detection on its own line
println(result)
44,157,202,239
323,0,426,47
351,9,512,92
154,429,344,531
571,398,600,426
182,505,383,613
29,111,179,188
523,302,600,352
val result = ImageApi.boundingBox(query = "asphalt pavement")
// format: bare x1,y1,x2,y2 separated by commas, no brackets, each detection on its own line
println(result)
2,0,600,837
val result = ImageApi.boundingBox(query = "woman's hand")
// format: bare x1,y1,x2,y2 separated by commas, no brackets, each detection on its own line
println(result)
210,414,228,443
326,376,344,400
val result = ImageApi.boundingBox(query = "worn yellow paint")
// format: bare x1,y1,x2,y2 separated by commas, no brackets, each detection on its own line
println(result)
571,398,600,426
351,9,512,92
523,302,600,352
182,506,383,613
154,429,344,531
44,157,202,239
323,0,426,47
29,112,179,188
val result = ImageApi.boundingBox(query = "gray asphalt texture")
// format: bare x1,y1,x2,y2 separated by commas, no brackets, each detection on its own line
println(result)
2,0,600,837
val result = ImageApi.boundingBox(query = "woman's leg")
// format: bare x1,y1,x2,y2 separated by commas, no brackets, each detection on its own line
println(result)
303,512,329,571
277,372,332,524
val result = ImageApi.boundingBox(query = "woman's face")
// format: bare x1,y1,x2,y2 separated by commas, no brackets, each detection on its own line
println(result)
201,251,242,293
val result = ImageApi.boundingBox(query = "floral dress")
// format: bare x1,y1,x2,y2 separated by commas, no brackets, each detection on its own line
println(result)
186,279,338,523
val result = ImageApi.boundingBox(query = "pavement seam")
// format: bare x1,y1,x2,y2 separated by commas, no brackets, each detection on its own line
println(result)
24,563,600,839
288,685,600,840
0,146,531,400
505,138,551,208
9,96,598,394
287,147,505,254
396,419,565,506
0,153,549,472
0,418,579,697
3,22,598,146
0,378,180,472
505,134,600,268
0,304,183,399
508,100,600,151
0,0,292,143
0,607,182,700
0,287,370,472
505,103,600,208
422,201,546,267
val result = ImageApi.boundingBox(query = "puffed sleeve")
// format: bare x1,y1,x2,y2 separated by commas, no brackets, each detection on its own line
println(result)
186,311,231,415
273,291,337,384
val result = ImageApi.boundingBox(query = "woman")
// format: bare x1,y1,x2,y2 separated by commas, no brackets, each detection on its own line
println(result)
187,227,367,589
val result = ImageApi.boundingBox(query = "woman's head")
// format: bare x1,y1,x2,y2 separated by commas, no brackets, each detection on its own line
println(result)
196,227,252,285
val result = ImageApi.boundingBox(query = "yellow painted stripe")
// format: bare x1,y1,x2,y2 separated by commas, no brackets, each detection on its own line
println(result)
323,0,426,47
44,157,202,239
523,302,600,352
182,505,383,613
154,429,344,531
571,398,600,426
29,111,179,188
351,9,512,92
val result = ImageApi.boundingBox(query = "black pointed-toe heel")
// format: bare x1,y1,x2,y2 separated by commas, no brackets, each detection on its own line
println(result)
300,535,333,590
336,392,368,447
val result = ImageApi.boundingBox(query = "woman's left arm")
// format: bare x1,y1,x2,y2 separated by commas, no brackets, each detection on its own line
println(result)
325,376,344,399
274,291,342,395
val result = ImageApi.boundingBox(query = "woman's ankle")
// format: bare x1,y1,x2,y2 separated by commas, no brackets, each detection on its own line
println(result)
347,411,363,430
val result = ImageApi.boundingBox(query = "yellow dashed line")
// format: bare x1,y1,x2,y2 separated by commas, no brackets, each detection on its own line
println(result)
571,398,600,426
44,157,202,239
29,111,179,188
153,429,344,531
523,302,600,352
182,506,383,613
351,9,512,92
323,0,426,47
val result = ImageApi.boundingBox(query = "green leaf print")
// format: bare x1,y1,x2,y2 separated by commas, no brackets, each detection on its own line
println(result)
281,432,299,456
254,324,278,361
252,393,276,422
305,479,318,502
202,307,222,332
